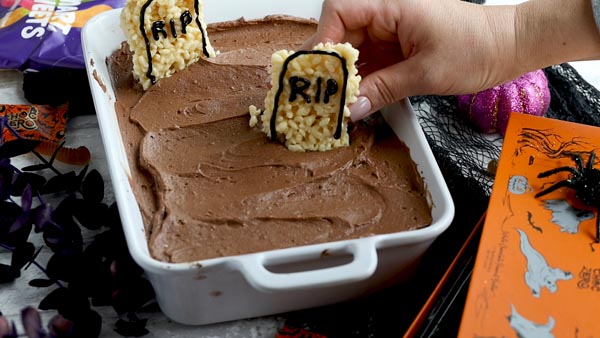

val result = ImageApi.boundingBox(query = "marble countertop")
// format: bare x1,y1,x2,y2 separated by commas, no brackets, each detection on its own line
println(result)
1,2,600,335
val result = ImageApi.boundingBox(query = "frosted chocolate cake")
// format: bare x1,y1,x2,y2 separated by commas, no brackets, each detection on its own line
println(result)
108,14,432,263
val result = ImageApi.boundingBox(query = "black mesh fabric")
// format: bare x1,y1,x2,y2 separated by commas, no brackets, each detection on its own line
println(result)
413,63,600,201
544,64,600,125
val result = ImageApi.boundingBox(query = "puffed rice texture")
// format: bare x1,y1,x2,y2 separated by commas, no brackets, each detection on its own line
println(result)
120,0,217,90
250,42,360,152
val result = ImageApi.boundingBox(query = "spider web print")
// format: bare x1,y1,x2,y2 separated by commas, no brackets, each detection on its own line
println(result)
409,63,600,200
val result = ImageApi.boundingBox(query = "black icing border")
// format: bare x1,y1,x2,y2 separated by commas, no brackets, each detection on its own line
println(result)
139,0,210,85
270,50,349,141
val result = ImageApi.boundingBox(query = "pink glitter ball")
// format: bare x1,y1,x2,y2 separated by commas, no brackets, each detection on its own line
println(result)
457,69,551,135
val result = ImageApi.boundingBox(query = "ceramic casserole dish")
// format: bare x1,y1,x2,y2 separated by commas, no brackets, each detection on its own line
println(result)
81,0,455,325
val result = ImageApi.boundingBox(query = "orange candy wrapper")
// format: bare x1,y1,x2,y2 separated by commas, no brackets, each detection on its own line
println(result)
0,103,67,142
458,113,600,337
0,103,90,165
276,325,328,338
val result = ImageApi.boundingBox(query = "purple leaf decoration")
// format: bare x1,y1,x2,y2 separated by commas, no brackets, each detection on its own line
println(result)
0,201,21,232
21,307,45,338
28,278,56,288
0,263,20,283
0,164,14,201
11,242,35,271
12,173,46,196
82,169,104,204
39,288,68,311
8,211,32,236
20,185,33,213
0,139,41,159
33,203,53,233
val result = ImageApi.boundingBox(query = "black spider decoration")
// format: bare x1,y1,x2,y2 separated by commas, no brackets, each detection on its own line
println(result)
535,151,600,243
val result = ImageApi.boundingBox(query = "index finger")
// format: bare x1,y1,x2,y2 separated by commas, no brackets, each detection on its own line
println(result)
302,0,377,49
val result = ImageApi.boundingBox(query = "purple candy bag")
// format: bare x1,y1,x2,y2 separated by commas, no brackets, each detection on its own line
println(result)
0,0,124,71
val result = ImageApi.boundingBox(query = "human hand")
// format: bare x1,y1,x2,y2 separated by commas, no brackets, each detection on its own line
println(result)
304,0,519,121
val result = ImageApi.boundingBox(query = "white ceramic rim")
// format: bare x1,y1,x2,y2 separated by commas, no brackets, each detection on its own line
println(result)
81,4,454,288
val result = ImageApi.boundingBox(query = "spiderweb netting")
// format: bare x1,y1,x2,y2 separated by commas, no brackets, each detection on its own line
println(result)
413,63,600,202
412,96,502,197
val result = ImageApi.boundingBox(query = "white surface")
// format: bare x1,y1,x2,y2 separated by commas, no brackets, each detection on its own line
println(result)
2,0,600,335
485,0,600,89
569,60,600,90
82,5,453,326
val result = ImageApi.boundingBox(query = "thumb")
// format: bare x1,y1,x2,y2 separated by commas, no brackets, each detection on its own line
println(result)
350,59,424,121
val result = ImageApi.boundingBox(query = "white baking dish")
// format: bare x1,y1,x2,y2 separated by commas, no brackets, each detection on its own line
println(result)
81,1,455,325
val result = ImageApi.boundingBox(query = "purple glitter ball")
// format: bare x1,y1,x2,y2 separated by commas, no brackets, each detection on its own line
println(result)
457,69,550,135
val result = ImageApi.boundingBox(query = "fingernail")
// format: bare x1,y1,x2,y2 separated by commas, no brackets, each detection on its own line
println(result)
350,96,372,121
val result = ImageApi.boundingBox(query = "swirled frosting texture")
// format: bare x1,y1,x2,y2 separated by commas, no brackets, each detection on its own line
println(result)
108,16,432,263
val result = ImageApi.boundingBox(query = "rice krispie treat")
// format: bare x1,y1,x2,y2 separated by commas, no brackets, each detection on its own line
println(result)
120,0,217,90
250,42,360,152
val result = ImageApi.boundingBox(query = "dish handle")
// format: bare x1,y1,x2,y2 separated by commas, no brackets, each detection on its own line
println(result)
237,240,378,291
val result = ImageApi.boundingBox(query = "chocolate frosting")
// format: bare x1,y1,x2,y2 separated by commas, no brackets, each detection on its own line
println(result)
108,16,432,263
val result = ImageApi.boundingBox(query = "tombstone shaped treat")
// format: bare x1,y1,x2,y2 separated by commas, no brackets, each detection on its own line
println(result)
120,0,216,89
250,42,360,152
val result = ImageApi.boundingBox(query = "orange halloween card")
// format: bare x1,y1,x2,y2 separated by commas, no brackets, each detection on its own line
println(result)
458,113,600,338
